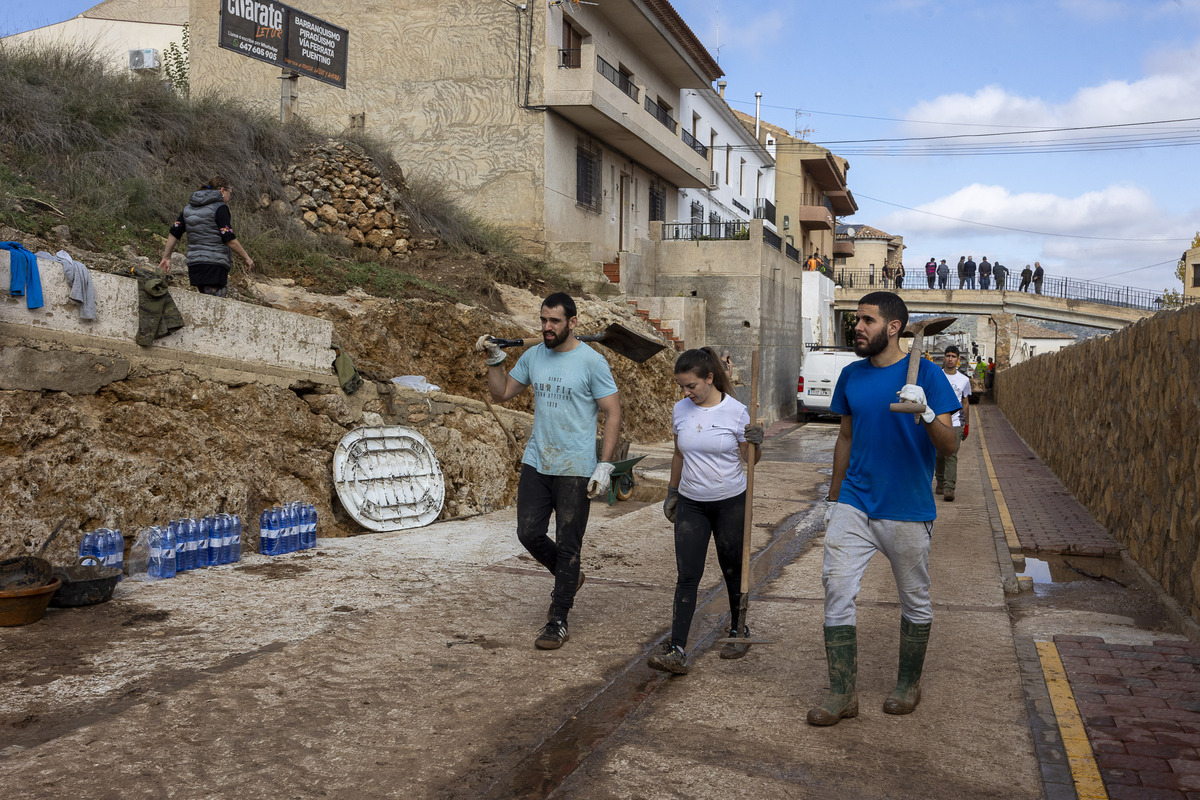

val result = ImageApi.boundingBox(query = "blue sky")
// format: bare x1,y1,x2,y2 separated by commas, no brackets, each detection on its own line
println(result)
670,0,1200,293
6,1,1199,293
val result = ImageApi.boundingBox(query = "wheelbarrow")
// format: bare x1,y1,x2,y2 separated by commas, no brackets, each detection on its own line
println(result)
606,455,646,505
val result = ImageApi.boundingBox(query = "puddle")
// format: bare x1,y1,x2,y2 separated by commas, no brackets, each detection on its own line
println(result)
1017,554,1129,586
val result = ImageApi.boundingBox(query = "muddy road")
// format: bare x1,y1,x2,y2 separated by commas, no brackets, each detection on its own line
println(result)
0,422,1042,799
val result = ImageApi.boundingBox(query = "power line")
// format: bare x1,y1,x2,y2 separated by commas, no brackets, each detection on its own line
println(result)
813,116,1200,145
855,192,1192,243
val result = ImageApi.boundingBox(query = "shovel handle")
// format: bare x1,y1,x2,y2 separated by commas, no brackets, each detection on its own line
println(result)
487,337,528,349
889,401,927,414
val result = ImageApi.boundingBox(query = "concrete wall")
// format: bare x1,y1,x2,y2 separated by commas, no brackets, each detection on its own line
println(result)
995,304,1200,622
1185,245,1200,302
3,17,185,73
1,252,333,374
801,271,836,345
633,296,706,349
642,220,802,422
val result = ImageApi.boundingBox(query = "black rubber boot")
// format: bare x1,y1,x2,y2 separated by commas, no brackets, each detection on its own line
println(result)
883,617,931,715
806,625,858,726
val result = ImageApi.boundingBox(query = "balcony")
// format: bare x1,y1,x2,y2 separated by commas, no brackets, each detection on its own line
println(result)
645,96,677,133
543,42,710,188
559,48,581,69
833,239,855,257
681,128,707,158
753,198,776,226
796,193,834,230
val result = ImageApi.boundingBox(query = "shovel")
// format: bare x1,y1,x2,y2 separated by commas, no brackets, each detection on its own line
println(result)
716,350,772,648
487,322,666,363
889,316,957,418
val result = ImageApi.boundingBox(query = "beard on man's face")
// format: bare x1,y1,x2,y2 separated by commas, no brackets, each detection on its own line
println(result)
544,327,567,349
853,326,889,357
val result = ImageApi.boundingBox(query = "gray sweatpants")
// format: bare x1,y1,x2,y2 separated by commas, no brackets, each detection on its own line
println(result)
822,504,934,626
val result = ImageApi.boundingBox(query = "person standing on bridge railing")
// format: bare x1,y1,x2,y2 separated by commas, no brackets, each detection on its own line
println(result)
937,259,949,289
993,261,1008,291
1033,262,1045,294
808,291,961,727
963,256,977,290
978,257,992,290
1019,265,1033,292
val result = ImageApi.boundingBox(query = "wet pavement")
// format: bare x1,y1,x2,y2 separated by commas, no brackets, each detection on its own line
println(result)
1,404,1195,799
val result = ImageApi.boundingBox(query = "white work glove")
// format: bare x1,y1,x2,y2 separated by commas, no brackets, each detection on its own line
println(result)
898,383,936,423
663,486,679,523
475,334,506,366
743,424,764,445
587,462,616,498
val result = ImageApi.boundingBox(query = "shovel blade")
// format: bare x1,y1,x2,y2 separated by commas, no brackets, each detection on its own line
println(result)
578,323,666,363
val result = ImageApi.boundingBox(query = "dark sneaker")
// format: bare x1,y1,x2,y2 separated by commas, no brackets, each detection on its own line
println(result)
934,483,944,495
720,626,752,660
547,571,586,621
535,618,569,650
943,490,955,502
647,644,689,675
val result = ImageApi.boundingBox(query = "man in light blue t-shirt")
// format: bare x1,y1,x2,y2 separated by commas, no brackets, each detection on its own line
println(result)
477,293,620,650
808,292,960,728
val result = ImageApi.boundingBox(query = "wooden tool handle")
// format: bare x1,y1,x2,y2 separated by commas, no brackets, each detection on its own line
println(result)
740,350,759,597
889,401,927,413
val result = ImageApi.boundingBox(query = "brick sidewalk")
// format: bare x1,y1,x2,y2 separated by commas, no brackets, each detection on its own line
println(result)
976,403,1120,556
1055,634,1200,799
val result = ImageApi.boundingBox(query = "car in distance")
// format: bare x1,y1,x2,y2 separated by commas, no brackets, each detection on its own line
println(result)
797,347,862,421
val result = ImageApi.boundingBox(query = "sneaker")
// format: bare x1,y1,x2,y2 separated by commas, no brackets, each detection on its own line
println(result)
943,490,955,502
934,483,944,495
719,626,752,660
535,618,569,650
647,644,689,675
547,571,586,621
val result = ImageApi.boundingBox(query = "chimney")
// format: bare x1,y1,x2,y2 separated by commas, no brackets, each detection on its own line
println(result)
755,92,762,139
717,80,727,99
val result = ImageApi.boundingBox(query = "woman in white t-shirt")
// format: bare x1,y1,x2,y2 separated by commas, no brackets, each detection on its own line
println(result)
648,347,763,675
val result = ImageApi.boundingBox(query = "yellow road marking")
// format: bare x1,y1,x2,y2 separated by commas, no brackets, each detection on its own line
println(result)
976,418,1022,553
1036,641,1109,800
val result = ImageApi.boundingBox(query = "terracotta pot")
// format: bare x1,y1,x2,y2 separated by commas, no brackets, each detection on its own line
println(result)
0,578,62,626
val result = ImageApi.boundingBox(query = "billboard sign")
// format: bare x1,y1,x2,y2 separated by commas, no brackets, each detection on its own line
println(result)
218,2,348,89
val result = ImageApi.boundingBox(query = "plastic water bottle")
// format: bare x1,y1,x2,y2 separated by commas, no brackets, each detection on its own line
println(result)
184,518,199,570
269,506,284,555
305,504,317,549
162,524,177,579
231,515,242,563
258,509,272,555
206,515,221,566
291,503,302,552
80,529,101,561
310,504,319,548
220,514,234,564
289,503,301,553
147,526,166,579
110,529,124,579
168,521,184,573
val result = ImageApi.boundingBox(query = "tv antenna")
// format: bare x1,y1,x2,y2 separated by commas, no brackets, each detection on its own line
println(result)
795,109,815,139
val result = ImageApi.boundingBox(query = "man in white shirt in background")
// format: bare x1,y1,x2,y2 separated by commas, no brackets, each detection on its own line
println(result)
935,345,972,502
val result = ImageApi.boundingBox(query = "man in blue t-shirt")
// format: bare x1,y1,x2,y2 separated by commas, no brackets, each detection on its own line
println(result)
807,292,961,728
476,293,621,650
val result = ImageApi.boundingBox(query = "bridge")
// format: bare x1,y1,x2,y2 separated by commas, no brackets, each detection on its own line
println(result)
831,269,1160,329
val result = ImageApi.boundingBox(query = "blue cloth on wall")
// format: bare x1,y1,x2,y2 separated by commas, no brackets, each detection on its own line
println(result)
2,241,44,310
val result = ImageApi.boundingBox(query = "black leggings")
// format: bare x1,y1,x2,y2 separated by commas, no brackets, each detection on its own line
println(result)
670,491,746,648
516,465,591,618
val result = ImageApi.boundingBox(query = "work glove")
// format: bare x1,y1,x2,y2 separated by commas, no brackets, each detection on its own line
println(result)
587,461,616,499
962,424,969,440
663,486,679,523
475,334,506,366
897,384,936,424
744,424,764,445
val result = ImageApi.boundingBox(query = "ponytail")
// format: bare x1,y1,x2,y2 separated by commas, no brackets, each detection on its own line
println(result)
674,346,734,396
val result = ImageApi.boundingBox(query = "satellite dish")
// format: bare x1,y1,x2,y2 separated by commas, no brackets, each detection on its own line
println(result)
845,228,856,237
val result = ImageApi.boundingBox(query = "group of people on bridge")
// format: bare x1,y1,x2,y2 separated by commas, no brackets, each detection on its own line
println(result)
917,257,1044,293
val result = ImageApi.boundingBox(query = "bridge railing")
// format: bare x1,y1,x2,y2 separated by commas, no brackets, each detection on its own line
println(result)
832,268,1169,312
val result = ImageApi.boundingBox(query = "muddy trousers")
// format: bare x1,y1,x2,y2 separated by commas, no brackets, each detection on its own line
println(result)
669,492,746,649
822,505,933,626
934,426,965,492
516,465,591,619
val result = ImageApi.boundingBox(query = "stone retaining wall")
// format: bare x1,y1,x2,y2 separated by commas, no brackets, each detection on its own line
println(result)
995,304,1200,621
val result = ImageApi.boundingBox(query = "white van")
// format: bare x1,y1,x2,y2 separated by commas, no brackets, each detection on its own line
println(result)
797,348,862,420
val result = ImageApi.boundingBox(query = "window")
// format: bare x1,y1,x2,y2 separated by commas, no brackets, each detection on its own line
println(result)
739,158,746,195
649,182,665,222
561,20,582,68
708,211,720,239
1193,263,1200,288
576,137,602,213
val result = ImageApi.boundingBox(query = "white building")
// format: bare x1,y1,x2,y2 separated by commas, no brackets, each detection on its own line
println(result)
2,0,186,75
674,82,775,235
1012,321,1077,364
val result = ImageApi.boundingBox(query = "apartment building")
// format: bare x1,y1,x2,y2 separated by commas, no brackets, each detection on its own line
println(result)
187,0,722,277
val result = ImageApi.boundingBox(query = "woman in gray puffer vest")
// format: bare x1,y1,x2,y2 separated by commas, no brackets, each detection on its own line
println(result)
158,176,254,296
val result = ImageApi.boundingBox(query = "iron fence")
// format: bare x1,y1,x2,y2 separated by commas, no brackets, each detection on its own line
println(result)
763,227,782,251
662,221,749,241
832,268,1170,311
596,56,638,101
644,96,677,133
681,128,708,158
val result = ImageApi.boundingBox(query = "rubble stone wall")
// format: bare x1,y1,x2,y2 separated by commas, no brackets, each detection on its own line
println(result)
995,304,1200,621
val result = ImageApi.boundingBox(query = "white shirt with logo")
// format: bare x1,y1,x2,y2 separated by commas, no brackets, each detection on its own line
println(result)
673,394,750,502
943,370,972,427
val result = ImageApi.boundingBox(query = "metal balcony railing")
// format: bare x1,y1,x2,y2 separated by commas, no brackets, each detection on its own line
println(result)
681,128,708,158
662,221,750,241
644,96,677,133
798,193,834,211
785,242,801,263
596,56,638,101
754,198,776,225
559,48,581,68
731,198,750,215
762,227,782,251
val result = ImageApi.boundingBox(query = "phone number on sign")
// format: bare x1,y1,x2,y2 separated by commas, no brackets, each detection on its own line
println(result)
238,41,277,58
